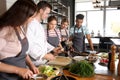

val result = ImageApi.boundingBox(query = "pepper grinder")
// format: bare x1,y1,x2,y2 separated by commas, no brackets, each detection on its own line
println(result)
110,45,116,72
118,47,120,76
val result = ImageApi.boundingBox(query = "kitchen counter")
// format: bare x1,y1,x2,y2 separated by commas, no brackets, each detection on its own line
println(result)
63,70,115,80
30,56,120,80
61,59,120,80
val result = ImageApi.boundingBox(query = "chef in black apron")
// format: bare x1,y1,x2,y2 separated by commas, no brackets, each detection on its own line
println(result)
70,14,94,56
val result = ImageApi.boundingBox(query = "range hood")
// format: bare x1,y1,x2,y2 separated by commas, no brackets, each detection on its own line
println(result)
109,0,120,6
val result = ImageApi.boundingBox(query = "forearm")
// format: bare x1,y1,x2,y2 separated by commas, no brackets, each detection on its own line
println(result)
43,53,52,59
26,55,34,68
0,59,35,79
86,34,94,51
0,62,21,74
42,53,55,61
88,39,94,51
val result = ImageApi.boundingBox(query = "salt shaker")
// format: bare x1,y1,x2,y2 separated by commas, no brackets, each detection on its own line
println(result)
109,45,116,72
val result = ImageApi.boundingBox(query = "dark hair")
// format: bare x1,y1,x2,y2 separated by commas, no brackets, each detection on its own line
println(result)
0,0,37,28
61,17,69,24
76,14,84,20
37,1,52,12
47,16,57,23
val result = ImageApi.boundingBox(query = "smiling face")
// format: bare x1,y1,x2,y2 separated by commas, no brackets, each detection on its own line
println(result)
48,20,57,30
40,7,51,20
61,22,69,29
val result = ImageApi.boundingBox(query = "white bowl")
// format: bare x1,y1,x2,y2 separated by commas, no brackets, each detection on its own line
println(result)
73,56,86,61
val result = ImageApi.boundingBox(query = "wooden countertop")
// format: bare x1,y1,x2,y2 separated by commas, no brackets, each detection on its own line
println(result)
62,70,115,80
30,56,120,80
60,59,120,80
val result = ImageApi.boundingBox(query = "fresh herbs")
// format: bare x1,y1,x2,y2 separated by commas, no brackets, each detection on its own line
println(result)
69,60,94,77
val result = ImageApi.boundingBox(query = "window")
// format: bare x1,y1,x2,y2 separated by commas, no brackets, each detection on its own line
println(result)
75,1,120,37
106,10,120,37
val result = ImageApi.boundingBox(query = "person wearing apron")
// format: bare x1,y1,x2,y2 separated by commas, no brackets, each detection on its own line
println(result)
69,14,94,56
60,29,69,51
0,0,39,79
46,16,64,55
0,28,28,80
59,18,69,52
72,26,86,53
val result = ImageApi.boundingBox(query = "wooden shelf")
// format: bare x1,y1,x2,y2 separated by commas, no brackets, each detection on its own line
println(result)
48,0,68,26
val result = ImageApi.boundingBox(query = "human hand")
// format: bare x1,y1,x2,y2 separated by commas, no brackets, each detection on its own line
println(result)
61,37,66,41
44,53,55,60
16,68,33,79
70,46,74,51
53,47,64,55
29,64,39,74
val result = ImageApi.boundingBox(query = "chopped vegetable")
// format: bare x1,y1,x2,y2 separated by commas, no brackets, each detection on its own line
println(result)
38,65,56,77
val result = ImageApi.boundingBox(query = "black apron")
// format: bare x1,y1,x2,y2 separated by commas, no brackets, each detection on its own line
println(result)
47,29,59,47
0,28,28,80
72,26,86,54
60,28,68,51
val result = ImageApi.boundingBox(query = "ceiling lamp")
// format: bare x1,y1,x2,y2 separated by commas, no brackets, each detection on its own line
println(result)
92,0,102,7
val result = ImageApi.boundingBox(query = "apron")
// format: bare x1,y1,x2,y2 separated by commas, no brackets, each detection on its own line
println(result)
72,26,86,54
47,29,59,47
0,28,28,80
60,29,68,51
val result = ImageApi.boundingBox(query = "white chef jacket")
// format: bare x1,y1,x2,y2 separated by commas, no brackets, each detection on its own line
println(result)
26,18,54,66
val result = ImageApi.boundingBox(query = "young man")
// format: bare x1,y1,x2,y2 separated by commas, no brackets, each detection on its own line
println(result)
70,14,94,55
26,1,58,66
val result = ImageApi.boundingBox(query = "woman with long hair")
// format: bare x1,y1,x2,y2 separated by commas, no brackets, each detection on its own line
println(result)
46,16,64,55
0,0,39,80
59,18,69,52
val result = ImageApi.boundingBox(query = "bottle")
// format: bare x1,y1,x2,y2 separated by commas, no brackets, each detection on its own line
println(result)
118,32,120,37
117,47,120,75
97,30,101,37
91,30,94,37
109,45,116,72
107,52,111,70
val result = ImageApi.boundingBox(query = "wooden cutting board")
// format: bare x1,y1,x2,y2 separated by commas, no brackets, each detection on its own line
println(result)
47,56,72,66
62,70,115,80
